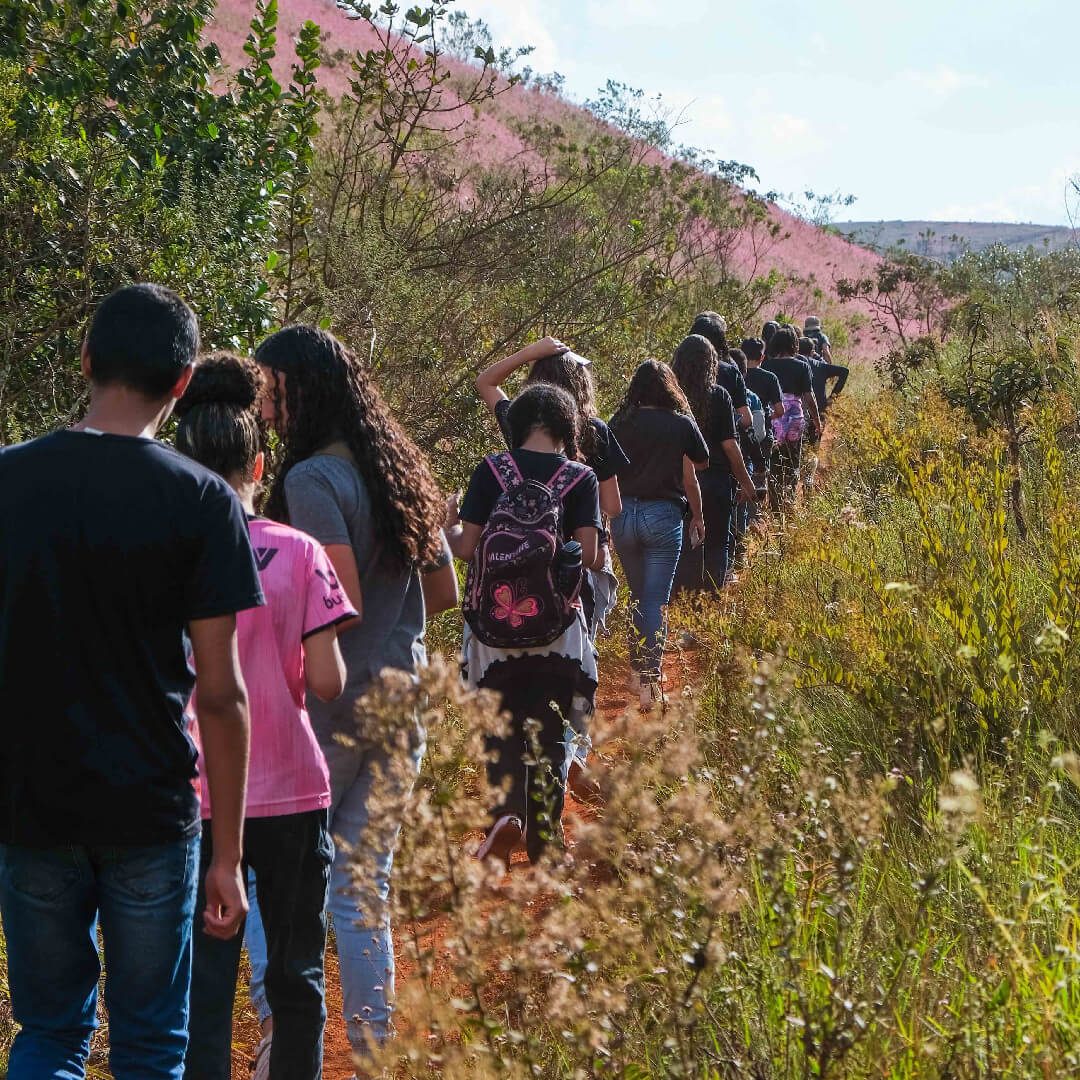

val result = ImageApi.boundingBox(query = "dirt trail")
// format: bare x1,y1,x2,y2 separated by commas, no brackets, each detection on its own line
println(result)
227,654,666,1079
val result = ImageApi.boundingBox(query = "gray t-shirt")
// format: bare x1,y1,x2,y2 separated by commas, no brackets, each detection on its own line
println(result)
284,454,449,736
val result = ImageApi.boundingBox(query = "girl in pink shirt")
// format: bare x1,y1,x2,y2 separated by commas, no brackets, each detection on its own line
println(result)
175,353,356,1080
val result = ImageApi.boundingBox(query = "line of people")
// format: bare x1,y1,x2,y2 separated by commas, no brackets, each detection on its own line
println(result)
0,283,847,1079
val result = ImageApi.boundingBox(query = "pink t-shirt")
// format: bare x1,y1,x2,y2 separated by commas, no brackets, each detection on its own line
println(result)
192,518,356,819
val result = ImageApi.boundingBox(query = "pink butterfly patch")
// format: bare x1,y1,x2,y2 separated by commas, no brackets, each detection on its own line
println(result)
490,583,540,628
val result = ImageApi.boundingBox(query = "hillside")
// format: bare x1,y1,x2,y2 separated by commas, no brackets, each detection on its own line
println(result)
207,0,896,359
839,219,1076,261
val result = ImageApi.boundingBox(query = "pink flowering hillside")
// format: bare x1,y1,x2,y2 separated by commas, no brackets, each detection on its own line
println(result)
208,0,899,360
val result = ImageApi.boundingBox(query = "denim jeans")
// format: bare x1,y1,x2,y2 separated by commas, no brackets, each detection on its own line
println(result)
0,837,199,1080
247,728,423,1057
771,439,803,510
674,473,735,594
186,811,332,1080
611,497,684,678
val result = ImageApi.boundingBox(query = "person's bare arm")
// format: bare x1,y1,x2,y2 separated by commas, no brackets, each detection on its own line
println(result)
801,391,822,436
323,544,362,632
189,614,250,941
422,561,459,616
598,476,623,518
573,526,600,571
682,455,706,547
303,625,347,701
771,401,784,421
722,439,758,502
475,337,568,412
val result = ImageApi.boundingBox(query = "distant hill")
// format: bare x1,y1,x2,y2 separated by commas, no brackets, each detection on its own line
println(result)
837,220,1076,261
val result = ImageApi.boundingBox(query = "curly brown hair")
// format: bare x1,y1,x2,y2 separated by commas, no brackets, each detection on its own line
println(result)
526,352,598,460
256,325,444,571
671,334,718,431
611,358,691,425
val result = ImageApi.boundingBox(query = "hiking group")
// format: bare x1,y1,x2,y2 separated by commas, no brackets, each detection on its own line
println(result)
0,284,849,1079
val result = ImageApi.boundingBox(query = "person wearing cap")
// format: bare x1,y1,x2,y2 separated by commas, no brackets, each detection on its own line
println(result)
803,315,833,363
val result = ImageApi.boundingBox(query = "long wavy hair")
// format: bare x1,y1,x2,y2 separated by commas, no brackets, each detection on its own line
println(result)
256,324,444,571
611,358,691,425
671,334,717,430
526,352,598,459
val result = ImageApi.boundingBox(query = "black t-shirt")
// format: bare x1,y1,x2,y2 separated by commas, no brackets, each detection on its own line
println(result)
714,361,749,412
806,357,850,411
762,355,813,396
746,366,782,411
460,448,602,541
493,398,629,482
609,408,709,503
700,386,738,477
0,431,264,846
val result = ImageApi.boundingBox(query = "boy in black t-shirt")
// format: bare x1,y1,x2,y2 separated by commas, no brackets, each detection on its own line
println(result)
0,285,263,1078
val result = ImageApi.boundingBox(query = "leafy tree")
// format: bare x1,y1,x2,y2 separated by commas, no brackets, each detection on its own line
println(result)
0,0,319,442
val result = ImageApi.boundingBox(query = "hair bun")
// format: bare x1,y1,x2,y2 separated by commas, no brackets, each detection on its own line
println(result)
175,351,260,418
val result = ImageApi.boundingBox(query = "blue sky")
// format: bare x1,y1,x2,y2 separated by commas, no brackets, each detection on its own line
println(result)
462,0,1080,225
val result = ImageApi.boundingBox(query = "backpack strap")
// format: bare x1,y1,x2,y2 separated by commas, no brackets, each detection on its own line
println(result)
486,452,523,493
548,460,589,502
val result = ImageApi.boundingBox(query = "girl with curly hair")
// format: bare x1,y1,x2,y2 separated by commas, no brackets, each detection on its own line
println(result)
176,352,355,1080
251,324,456,1062
671,335,758,594
609,360,709,709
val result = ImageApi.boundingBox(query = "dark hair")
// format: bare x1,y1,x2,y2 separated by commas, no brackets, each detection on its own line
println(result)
671,335,717,429
741,337,765,363
612,359,691,424
256,324,443,571
175,352,263,480
761,321,779,344
798,336,816,357
689,311,729,360
728,347,748,375
767,325,799,359
86,283,199,398
526,351,598,460
506,383,580,460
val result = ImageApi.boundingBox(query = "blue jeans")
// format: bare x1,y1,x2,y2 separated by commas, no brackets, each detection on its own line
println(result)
611,497,684,678
0,837,199,1079
248,729,423,1057
186,811,332,1080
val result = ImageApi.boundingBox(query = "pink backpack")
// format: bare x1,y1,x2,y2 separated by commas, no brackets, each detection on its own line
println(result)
463,453,587,649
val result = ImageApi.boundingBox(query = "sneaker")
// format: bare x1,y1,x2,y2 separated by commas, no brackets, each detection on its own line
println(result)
567,758,603,805
251,1034,271,1080
678,630,701,650
477,815,524,869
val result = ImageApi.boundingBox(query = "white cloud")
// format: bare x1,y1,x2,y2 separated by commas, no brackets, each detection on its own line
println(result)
931,165,1080,224
767,112,812,143
903,65,988,96
458,0,561,71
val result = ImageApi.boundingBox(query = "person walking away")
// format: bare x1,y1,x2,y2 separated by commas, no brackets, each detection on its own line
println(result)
688,312,753,431
761,325,821,511
475,337,628,800
448,384,602,866
251,325,454,1062
742,337,783,515
671,336,758,592
728,347,772,569
803,315,834,363
608,360,709,709
175,354,357,1080
0,284,261,1079
799,334,849,418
